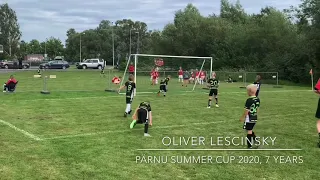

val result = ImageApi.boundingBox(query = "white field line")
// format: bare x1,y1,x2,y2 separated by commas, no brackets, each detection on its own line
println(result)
41,112,305,140
0,119,42,141
3,89,311,102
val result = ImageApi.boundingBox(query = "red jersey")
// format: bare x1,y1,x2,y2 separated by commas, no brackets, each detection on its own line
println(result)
6,78,17,85
196,71,200,77
178,69,183,75
200,71,205,77
150,69,155,76
112,77,120,84
191,72,195,78
128,65,134,72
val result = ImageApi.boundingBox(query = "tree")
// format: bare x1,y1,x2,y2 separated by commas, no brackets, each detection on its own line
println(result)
0,3,21,59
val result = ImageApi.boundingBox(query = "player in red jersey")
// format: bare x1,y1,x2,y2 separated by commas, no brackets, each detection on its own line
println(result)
112,76,121,84
150,68,155,82
155,67,159,85
178,67,183,82
189,70,195,84
195,69,200,84
200,71,206,85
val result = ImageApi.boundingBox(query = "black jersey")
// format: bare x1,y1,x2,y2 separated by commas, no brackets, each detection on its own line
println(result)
125,81,136,97
160,78,170,85
139,101,152,111
253,81,261,90
244,96,260,122
208,78,219,89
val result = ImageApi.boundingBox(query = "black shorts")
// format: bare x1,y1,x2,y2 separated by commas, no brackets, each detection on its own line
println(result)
209,89,218,96
316,98,320,119
160,85,167,92
183,78,189,80
137,108,149,124
243,122,256,130
126,96,133,104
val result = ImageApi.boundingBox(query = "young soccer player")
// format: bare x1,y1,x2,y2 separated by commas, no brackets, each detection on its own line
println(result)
130,101,153,137
100,66,105,77
178,67,183,82
253,75,261,97
112,76,121,84
314,79,320,147
37,69,41,76
157,75,170,97
239,84,260,149
182,70,190,87
200,70,206,85
207,72,219,108
118,75,136,117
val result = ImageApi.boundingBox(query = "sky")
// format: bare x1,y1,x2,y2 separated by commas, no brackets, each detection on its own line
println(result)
4,0,301,43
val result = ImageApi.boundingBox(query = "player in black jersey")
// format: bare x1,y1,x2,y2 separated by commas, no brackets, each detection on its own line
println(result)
240,84,260,149
118,75,136,117
207,72,219,108
314,80,320,148
37,69,41,77
100,66,105,77
253,75,261,97
157,75,170,97
130,101,153,136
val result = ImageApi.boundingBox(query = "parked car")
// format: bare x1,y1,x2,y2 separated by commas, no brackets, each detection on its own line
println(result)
0,61,30,69
39,60,70,69
77,59,104,69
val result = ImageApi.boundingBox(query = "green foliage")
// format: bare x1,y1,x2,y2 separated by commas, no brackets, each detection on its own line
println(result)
2,0,320,83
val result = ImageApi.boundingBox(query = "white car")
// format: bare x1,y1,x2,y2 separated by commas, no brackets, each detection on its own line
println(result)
78,59,104,69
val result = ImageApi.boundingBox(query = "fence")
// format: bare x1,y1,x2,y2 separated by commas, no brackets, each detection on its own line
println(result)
0,69,280,93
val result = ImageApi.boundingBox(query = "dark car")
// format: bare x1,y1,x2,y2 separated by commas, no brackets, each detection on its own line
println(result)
39,60,70,69
0,61,30,69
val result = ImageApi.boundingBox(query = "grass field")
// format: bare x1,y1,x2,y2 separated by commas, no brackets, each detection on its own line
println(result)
0,69,318,180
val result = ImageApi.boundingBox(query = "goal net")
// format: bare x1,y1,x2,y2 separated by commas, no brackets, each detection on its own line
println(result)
108,54,213,94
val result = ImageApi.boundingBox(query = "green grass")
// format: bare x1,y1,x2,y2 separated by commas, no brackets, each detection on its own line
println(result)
0,70,318,180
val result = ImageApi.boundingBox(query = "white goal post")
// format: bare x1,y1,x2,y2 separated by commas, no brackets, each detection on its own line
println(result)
119,54,213,93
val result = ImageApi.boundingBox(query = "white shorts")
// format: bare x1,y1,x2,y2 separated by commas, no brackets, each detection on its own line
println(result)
189,78,194,81
201,76,205,79
178,75,182,78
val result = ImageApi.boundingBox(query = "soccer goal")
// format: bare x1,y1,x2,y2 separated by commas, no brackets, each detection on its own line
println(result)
113,54,213,94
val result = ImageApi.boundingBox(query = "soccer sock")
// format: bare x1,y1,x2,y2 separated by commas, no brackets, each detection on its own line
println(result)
215,98,218,104
252,132,256,139
125,104,131,113
144,123,149,133
163,92,166,96
208,99,212,106
247,134,253,148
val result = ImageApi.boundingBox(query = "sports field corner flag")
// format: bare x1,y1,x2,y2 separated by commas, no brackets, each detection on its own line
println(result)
310,69,314,90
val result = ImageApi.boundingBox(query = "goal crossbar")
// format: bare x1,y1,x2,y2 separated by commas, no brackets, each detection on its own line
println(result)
131,54,212,59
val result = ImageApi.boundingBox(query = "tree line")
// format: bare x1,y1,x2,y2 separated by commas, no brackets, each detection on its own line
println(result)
0,0,319,83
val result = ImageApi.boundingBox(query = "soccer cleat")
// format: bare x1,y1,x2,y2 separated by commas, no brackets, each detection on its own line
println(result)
207,106,211,108
123,112,127,117
215,104,219,107
130,120,137,129
128,110,132,114
144,133,151,137
3,91,5,92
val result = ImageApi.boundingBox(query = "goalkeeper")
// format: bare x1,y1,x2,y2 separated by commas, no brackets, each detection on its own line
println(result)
157,75,170,97
130,101,153,137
